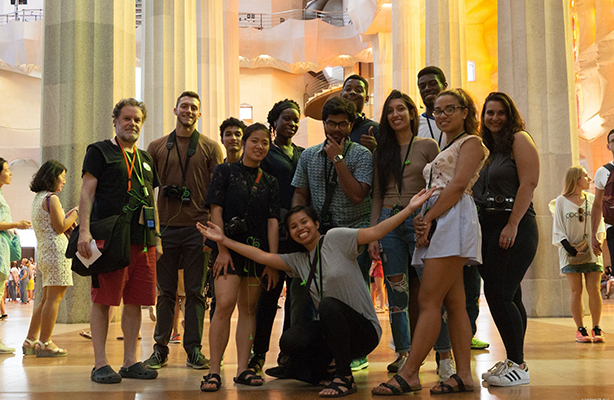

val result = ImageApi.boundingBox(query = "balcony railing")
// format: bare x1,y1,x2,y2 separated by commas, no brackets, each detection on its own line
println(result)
239,9,351,30
0,9,43,25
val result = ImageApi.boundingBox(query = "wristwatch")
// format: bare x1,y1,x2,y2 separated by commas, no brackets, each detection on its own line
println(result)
333,154,344,164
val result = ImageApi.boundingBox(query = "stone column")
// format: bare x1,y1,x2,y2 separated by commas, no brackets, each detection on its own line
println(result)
425,0,467,88
498,0,578,317
371,32,393,122
40,0,137,323
196,0,240,141
392,0,421,103
141,0,198,144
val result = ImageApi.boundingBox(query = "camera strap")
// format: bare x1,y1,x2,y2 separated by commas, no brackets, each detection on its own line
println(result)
304,235,325,300
241,163,263,220
321,141,352,222
163,130,200,186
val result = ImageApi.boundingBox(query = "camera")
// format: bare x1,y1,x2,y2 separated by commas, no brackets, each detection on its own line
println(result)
319,213,335,234
162,185,191,205
485,194,514,212
224,216,248,236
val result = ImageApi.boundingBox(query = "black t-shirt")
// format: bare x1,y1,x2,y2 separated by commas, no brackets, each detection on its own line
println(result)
349,114,379,145
82,140,160,245
260,143,304,211
206,162,280,267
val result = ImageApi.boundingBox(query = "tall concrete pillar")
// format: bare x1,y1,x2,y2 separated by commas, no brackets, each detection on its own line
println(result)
498,0,578,317
40,0,137,323
425,0,467,88
371,32,393,122
196,0,240,140
141,0,198,144
392,0,421,103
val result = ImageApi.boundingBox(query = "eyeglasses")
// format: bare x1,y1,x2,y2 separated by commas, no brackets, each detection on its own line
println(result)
578,206,585,222
324,120,350,131
433,105,466,118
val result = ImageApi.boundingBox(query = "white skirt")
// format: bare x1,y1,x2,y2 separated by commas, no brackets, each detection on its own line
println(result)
412,194,482,266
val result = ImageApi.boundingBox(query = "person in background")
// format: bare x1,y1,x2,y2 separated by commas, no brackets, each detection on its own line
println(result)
220,117,246,163
341,74,379,152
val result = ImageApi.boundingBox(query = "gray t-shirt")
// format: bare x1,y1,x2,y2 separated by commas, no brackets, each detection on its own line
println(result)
279,227,382,340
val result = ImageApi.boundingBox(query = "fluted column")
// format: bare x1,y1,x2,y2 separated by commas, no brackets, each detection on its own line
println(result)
371,32,393,122
40,0,136,323
196,0,240,140
498,0,578,317
425,0,467,88
392,0,421,102
141,0,198,144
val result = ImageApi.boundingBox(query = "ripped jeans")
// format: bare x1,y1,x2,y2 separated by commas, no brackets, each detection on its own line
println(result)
378,207,419,353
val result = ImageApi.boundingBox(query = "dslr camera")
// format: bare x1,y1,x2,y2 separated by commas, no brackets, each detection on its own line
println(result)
224,216,248,236
485,193,514,212
162,185,191,205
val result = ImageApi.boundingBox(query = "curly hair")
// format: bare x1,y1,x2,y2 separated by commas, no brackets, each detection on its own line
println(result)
111,98,147,122
266,99,300,132
321,96,356,124
30,160,66,193
436,89,479,136
417,66,447,86
374,90,419,199
480,92,525,155
219,117,246,141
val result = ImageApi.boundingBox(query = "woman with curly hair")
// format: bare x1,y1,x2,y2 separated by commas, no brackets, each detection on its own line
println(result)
372,88,489,395
474,92,539,387
23,160,79,357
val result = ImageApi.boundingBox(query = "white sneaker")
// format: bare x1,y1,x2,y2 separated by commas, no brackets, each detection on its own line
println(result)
0,339,15,354
437,357,457,382
486,360,530,387
481,360,506,380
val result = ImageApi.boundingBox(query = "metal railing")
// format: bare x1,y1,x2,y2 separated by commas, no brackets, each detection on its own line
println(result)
304,73,344,106
239,9,351,30
0,8,43,25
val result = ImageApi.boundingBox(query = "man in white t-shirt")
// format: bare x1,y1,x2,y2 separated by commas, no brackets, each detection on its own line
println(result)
591,128,614,265
417,66,448,148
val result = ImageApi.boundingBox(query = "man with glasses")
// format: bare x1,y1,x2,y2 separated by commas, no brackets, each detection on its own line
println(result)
291,96,373,371
417,66,448,148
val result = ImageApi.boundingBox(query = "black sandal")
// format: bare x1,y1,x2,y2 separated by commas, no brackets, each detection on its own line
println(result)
233,369,264,386
372,374,422,396
320,375,357,398
201,373,222,392
430,374,474,395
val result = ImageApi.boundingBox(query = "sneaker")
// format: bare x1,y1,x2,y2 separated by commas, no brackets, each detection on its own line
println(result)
486,359,530,386
248,352,266,373
143,351,168,369
350,356,369,371
169,333,182,344
436,357,457,382
481,360,506,380
387,354,407,373
186,350,210,369
0,340,15,354
471,337,490,349
576,327,592,343
592,326,605,343
0,314,8,320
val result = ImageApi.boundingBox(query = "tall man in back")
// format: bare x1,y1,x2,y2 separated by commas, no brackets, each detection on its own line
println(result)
341,74,379,152
417,66,448,148
144,91,223,370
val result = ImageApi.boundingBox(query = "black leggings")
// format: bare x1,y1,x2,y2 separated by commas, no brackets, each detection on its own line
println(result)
281,297,379,382
478,213,538,365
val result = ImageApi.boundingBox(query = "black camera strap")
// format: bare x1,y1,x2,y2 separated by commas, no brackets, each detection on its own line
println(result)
163,130,200,186
304,235,325,300
321,141,352,222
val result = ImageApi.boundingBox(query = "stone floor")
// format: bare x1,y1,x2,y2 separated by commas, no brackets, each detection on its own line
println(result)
0,295,613,399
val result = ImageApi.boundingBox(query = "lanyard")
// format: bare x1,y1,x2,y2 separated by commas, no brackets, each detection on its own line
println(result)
395,135,415,201
425,115,442,147
119,140,145,194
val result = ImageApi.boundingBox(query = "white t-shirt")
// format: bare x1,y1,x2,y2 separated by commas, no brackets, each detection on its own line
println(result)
552,193,605,269
417,114,446,149
593,162,613,228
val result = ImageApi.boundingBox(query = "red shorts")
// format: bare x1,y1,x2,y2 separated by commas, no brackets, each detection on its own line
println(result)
370,260,384,278
91,244,157,306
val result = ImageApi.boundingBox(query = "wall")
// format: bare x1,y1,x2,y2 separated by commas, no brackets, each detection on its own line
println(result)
0,0,44,15
465,14,497,106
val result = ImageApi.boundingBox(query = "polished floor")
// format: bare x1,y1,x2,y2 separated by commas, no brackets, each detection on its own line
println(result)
0,295,613,400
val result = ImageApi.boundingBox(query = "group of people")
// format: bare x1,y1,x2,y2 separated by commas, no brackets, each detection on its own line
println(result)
3,62,611,397
3,258,36,305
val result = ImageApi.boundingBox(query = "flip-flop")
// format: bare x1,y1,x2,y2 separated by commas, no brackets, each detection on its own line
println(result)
119,362,158,380
430,374,474,395
201,373,222,392
79,331,92,339
91,365,122,384
233,370,264,386
372,374,422,396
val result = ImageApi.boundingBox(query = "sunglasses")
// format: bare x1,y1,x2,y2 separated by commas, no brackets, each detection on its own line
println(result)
578,206,585,222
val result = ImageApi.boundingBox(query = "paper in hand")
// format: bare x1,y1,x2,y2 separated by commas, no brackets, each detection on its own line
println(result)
76,239,102,267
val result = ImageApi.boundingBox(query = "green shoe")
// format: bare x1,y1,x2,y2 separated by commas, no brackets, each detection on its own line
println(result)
142,351,168,369
471,337,490,349
350,356,369,371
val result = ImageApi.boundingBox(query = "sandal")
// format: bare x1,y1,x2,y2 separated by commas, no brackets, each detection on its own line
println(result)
201,373,222,392
79,331,92,339
430,374,474,395
35,341,67,357
22,338,39,356
372,374,422,396
320,375,357,398
233,369,264,386
91,365,122,384
119,362,158,380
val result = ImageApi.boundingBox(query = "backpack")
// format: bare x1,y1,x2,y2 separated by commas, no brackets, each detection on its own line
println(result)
602,163,614,224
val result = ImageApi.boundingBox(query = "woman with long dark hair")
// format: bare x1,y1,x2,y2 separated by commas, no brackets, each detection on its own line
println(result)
474,92,539,387
369,90,439,372
23,160,78,357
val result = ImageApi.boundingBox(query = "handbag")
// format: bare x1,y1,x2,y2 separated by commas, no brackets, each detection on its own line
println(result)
44,193,77,239
568,198,592,265
0,230,21,262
